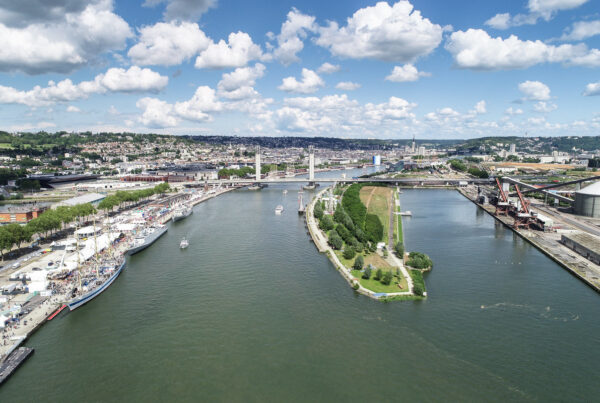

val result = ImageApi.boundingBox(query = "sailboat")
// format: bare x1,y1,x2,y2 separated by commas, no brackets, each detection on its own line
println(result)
67,219,125,311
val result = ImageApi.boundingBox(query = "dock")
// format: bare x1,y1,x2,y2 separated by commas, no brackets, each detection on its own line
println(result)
0,347,34,385
458,187,600,293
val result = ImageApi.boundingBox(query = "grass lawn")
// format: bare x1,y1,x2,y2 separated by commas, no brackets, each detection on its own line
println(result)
359,186,392,242
335,250,408,293
393,191,403,244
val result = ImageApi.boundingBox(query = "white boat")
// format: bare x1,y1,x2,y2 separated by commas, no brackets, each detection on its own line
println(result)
282,189,288,195
275,205,284,214
180,238,189,249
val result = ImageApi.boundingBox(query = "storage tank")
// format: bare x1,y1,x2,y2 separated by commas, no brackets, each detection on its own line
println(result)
574,181,600,218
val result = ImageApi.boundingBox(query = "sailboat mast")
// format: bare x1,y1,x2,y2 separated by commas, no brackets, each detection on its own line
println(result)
93,215,99,276
76,224,81,290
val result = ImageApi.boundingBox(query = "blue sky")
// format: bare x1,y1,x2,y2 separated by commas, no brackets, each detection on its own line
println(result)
0,0,598,139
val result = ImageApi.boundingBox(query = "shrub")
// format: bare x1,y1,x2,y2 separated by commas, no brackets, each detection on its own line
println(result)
394,241,404,257
343,246,355,260
329,233,343,250
374,268,383,281
314,203,324,219
352,282,360,290
353,255,364,270
319,215,334,231
410,269,426,296
407,252,433,270
362,266,372,279
381,270,393,285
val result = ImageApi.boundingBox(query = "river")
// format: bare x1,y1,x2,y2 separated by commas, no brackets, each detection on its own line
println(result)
1,171,599,402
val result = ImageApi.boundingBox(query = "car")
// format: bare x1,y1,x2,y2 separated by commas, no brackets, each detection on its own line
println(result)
12,263,20,268
32,267,42,271
48,261,54,266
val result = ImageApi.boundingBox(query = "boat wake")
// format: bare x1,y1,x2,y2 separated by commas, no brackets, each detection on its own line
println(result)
480,302,579,322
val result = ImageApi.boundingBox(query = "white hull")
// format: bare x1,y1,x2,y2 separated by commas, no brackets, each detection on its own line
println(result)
67,261,125,311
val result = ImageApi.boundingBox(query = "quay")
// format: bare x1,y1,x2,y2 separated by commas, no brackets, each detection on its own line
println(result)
0,347,34,385
0,184,240,385
458,186,600,293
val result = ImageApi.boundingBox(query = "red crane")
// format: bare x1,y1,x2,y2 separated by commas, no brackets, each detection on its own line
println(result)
495,178,510,216
513,184,534,229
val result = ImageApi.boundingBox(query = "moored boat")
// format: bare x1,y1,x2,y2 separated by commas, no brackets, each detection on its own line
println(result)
173,206,193,222
67,259,125,311
126,225,168,255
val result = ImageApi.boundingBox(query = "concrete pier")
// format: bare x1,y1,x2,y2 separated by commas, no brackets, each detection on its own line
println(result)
0,347,34,385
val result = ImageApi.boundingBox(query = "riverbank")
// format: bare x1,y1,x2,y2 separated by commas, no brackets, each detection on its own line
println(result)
0,185,239,367
306,185,418,301
457,186,600,293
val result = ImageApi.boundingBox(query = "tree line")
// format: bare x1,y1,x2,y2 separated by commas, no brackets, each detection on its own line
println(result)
0,203,97,259
98,183,170,212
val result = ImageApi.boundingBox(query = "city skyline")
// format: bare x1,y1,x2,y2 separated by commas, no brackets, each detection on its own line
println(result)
0,0,599,138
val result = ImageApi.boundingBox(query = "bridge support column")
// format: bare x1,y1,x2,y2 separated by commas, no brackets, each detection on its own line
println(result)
308,145,315,182
255,146,261,181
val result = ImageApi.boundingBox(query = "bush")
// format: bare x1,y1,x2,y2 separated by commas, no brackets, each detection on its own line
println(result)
413,283,424,296
329,233,343,250
319,215,334,231
343,246,355,260
407,252,433,270
352,282,360,290
314,203,324,219
374,268,383,281
381,270,393,285
362,266,372,279
410,269,426,296
394,241,404,257
353,255,364,270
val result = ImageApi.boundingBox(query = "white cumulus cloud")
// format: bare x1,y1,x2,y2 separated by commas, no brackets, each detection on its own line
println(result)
0,0,132,74
385,64,430,82
485,0,589,29
519,80,551,101
446,29,600,70
317,62,340,74
66,105,81,113
217,63,266,100
559,20,600,41
128,21,211,66
0,66,168,107
583,81,600,96
335,82,361,91
195,32,263,69
505,107,524,115
278,68,325,94
315,1,442,63
271,8,316,65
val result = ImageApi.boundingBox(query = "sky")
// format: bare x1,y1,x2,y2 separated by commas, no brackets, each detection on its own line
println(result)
0,0,599,139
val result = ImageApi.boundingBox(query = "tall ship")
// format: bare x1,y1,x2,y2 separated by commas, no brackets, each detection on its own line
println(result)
67,259,126,311
172,206,193,222
67,222,126,311
126,225,168,255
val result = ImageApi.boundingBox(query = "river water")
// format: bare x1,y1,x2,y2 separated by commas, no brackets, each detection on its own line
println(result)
1,170,599,402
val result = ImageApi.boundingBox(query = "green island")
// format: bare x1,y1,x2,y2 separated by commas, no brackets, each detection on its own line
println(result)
310,183,432,301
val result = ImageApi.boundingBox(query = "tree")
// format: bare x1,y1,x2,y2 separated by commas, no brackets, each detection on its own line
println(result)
394,241,404,257
374,268,383,281
382,270,393,285
364,214,383,243
5,224,28,248
328,233,343,250
319,215,334,231
353,255,364,270
343,246,355,260
362,266,372,279
407,252,433,269
0,226,15,259
314,203,324,220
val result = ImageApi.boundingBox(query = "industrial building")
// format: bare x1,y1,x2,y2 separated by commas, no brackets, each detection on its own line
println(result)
574,181,600,218
561,232,600,265
52,193,106,209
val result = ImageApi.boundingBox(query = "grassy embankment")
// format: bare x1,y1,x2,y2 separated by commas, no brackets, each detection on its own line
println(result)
359,186,391,242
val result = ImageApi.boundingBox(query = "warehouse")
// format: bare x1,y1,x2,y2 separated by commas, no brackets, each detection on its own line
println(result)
560,232,600,265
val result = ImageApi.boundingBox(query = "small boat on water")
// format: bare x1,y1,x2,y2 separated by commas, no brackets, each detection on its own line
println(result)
282,189,288,195
275,205,284,215
180,237,189,249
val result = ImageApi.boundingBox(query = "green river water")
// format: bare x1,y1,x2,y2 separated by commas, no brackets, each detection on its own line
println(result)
1,170,599,402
